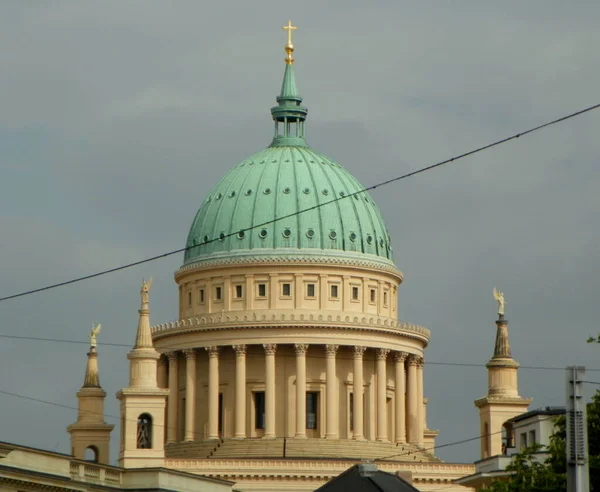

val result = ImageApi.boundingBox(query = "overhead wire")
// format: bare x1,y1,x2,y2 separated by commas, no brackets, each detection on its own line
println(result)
2,332,600,372
0,102,599,304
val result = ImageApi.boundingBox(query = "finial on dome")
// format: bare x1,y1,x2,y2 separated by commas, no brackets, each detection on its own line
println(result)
134,277,154,349
283,20,297,64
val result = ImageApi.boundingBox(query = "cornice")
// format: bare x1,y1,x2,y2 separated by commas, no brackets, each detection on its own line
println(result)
474,395,533,408
151,312,430,344
176,251,403,281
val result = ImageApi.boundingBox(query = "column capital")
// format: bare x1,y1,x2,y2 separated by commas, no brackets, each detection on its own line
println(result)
416,356,425,369
353,346,366,358
263,343,277,356
167,351,179,362
233,344,247,356
407,353,420,366
376,348,390,361
394,351,408,363
183,348,196,359
294,343,309,356
206,346,220,357
325,344,339,356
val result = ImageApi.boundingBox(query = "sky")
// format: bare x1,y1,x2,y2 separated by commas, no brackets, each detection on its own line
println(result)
1,1,600,466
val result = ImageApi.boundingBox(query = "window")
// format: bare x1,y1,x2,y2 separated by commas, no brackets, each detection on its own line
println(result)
330,285,339,299
352,286,360,300
258,283,266,297
383,291,388,306
282,283,291,296
137,413,152,449
235,284,243,298
307,392,319,429
215,286,222,300
254,392,265,429
529,430,536,445
84,446,98,462
188,291,192,307
306,283,315,297
370,289,376,303
520,432,527,449
199,288,205,304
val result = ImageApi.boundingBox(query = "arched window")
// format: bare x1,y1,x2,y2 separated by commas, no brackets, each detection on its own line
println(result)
137,413,153,449
483,422,490,458
84,445,98,462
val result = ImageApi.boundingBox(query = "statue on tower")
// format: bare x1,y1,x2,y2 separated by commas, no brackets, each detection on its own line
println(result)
492,287,506,317
89,322,102,348
141,277,153,305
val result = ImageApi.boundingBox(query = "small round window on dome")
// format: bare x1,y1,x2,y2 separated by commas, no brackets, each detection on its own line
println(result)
245,189,252,196
379,238,384,247
237,230,245,239
229,191,236,198
349,232,357,242
339,191,346,197
329,231,337,240
203,235,209,243
306,229,315,239
219,232,225,241
249,161,254,166
367,235,373,244
264,188,271,195
303,188,310,194
310,160,314,163
259,229,268,238
354,194,359,200
260,160,265,164
216,193,222,200
283,187,291,194
322,189,329,195
297,159,303,162
240,162,245,167
285,159,290,163
206,196,212,202
282,228,291,238
193,238,198,245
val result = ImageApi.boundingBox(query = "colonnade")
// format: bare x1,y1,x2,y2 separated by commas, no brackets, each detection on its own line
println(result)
159,345,425,445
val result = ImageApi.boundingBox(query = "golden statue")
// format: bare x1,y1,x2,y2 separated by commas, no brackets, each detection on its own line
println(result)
89,322,102,348
141,277,153,305
493,287,506,316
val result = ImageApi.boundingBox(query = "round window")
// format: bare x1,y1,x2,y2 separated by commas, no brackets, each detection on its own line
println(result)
306,229,315,239
219,232,225,241
264,188,271,195
245,189,252,196
329,231,337,240
237,230,245,239
283,187,291,194
283,228,292,238
259,229,268,238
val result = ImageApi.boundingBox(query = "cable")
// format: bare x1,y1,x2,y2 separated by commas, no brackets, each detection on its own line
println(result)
3,333,600,372
1,102,598,304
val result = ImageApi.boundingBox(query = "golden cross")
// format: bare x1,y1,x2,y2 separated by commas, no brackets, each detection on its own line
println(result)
283,20,297,46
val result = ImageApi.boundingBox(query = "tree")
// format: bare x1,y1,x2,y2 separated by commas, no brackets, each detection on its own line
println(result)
484,390,600,491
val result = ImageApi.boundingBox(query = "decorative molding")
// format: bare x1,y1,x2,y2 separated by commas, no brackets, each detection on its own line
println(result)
263,344,277,356
206,346,220,357
232,344,247,356
394,351,408,363
294,343,309,355
416,356,425,369
407,354,420,366
376,348,390,360
151,312,430,343
325,344,339,356
353,346,366,358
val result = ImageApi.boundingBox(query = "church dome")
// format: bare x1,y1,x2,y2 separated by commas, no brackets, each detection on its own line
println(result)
183,62,394,269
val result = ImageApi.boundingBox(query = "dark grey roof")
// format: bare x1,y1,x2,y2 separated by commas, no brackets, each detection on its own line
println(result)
505,406,565,424
315,463,421,492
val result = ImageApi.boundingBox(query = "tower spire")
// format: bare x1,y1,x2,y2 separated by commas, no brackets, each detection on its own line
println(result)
270,20,308,147
134,277,153,349
474,289,531,459
67,325,113,464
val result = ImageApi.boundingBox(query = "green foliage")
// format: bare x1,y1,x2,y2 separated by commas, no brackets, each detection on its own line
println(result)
483,390,600,491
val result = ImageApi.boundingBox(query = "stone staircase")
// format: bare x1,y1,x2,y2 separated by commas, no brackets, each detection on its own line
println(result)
166,438,439,463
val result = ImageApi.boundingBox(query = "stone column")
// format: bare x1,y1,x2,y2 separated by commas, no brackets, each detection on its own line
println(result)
376,348,390,441
294,344,309,439
394,352,407,443
406,354,419,444
352,346,366,440
157,355,168,389
206,346,220,440
417,357,425,446
166,351,179,443
233,345,247,439
263,344,277,439
325,344,339,439
183,349,196,441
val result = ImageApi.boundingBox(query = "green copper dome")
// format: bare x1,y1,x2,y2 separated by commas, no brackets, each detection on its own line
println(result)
183,62,394,268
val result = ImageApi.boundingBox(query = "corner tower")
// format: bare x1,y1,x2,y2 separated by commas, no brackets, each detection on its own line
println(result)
474,289,531,459
116,279,169,468
67,326,114,464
